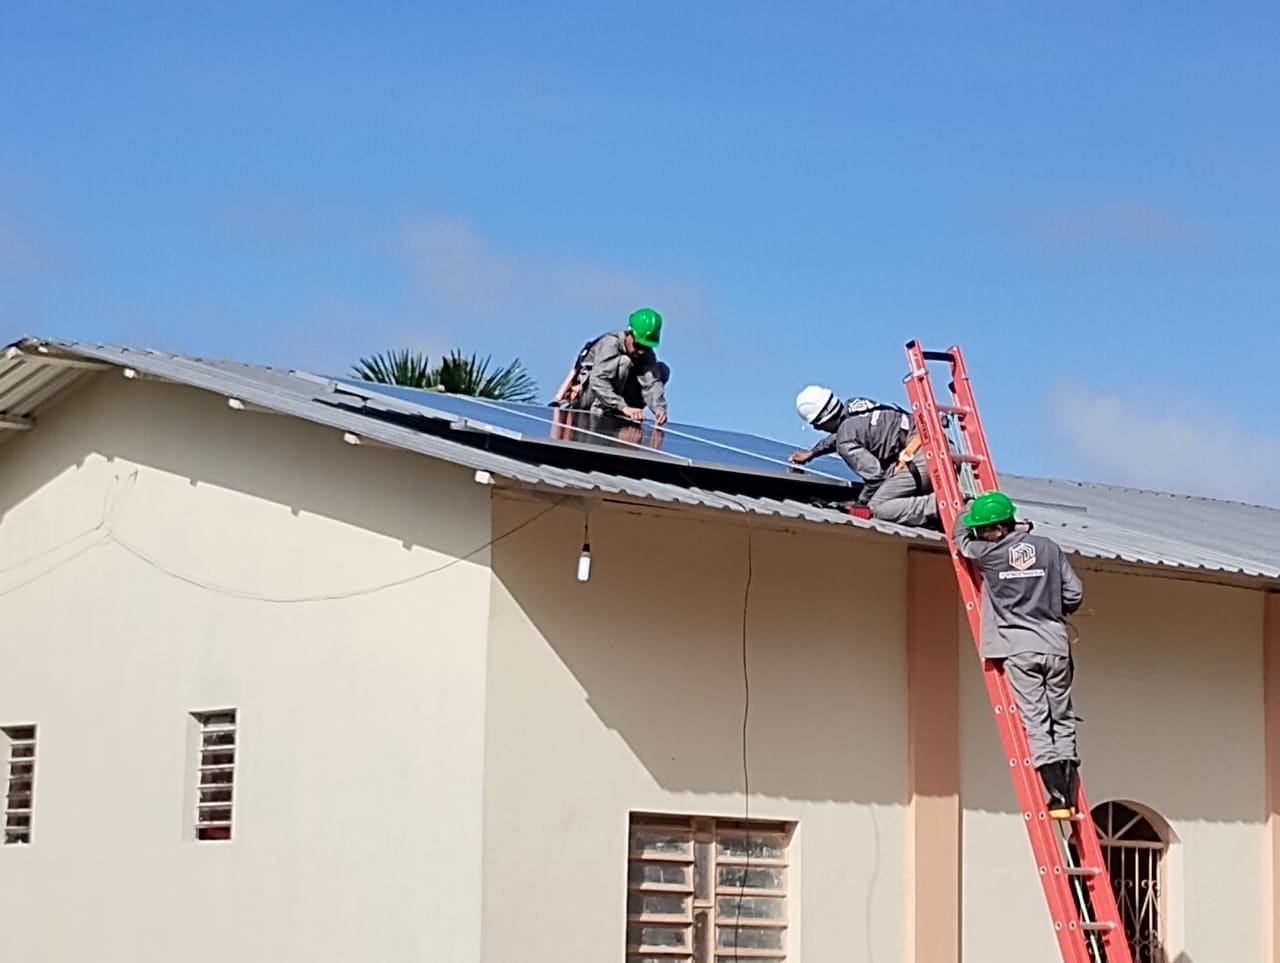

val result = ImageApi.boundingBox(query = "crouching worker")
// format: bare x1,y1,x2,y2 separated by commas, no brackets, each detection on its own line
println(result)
550,308,670,425
953,491,1084,818
788,386,938,528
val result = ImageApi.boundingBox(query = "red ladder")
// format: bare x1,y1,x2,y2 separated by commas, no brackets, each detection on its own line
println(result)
902,341,1133,963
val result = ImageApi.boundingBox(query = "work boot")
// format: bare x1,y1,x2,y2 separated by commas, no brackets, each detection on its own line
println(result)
1037,763,1075,820
1058,760,1079,817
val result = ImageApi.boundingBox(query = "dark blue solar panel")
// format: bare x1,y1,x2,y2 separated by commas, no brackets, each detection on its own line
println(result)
330,380,856,487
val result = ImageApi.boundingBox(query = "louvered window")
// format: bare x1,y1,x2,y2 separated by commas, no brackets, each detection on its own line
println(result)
193,710,237,841
627,814,792,962
3,725,36,845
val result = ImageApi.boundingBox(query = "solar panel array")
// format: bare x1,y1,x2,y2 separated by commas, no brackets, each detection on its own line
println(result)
324,380,860,488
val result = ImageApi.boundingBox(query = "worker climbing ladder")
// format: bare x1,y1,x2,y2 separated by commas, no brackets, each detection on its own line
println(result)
902,341,1133,963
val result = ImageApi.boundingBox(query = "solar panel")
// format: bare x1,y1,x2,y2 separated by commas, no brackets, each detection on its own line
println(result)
325,380,858,488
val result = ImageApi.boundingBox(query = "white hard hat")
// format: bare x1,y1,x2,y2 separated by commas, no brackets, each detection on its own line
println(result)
796,385,841,426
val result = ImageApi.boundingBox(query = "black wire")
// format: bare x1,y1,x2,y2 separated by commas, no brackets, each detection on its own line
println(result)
733,522,754,962
97,496,567,604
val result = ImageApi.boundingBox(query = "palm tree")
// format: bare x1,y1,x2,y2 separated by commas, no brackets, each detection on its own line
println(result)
352,349,539,403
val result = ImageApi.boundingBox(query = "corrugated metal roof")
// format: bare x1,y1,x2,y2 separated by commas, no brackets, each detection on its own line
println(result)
3,336,1278,586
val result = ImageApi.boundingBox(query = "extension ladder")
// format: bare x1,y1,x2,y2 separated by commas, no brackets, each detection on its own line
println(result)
902,341,1133,963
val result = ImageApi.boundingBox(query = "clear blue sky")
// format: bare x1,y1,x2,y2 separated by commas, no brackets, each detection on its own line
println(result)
2,3,1277,504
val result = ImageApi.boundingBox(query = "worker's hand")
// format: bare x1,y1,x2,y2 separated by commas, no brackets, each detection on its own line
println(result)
788,449,813,465
1014,520,1035,534
654,409,668,426
621,406,646,421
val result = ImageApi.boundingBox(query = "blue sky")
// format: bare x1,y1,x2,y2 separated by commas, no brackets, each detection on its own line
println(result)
2,3,1277,504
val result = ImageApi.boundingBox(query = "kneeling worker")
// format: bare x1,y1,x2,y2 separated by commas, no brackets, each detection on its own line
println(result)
788,386,938,527
953,491,1084,819
550,308,669,425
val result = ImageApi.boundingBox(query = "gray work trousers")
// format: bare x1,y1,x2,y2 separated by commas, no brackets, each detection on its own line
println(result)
867,449,937,527
1003,652,1077,767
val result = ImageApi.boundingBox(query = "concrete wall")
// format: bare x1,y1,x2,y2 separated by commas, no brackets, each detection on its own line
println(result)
483,492,911,962
0,373,494,962
959,568,1267,963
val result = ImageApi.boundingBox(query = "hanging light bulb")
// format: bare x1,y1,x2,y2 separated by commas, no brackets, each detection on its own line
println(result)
576,512,592,582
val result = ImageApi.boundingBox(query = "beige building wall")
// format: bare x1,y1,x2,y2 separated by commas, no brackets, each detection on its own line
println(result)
0,374,494,962
483,492,911,962
960,568,1267,963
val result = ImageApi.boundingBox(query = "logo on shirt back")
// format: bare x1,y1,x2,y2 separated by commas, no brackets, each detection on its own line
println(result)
1000,541,1046,580
1009,543,1036,570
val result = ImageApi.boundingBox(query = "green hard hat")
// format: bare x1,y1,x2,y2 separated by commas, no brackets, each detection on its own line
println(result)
961,491,1017,528
627,307,663,348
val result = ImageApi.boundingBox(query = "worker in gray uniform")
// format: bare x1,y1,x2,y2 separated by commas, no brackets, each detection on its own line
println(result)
550,308,669,425
953,490,1084,819
788,385,938,527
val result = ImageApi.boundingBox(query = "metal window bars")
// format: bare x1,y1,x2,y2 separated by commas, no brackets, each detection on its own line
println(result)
195,710,236,841
3,725,35,845
625,815,792,963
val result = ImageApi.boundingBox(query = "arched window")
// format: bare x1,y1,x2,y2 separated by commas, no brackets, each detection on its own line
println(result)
1092,801,1168,963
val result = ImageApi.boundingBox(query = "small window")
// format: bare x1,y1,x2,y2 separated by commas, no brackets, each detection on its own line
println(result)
3,725,36,845
626,814,793,963
193,710,237,841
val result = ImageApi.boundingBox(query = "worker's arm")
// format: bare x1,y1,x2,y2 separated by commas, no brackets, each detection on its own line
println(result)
1060,550,1084,615
586,351,632,415
949,512,986,560
634,357,668,423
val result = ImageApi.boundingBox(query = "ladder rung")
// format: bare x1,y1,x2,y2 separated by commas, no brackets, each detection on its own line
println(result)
950,453,986,465
1064,866,1100,877
937,404,969,416
922,350,955,363
1080,921,1116,933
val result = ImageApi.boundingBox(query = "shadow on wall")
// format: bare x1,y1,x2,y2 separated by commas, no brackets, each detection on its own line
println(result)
0,374,483,562
490,492,911,805
956,570,1265,825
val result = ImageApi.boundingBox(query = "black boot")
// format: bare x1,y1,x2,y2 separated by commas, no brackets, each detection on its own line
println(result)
1059,760,1079,816
1037,762,1075,819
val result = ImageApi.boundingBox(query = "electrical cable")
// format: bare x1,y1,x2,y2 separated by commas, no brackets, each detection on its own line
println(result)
731,518,754,963
104,497,566,604
0,474,567,604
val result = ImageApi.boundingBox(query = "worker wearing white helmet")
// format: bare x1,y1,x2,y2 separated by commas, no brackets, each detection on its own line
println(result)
789,386,939,528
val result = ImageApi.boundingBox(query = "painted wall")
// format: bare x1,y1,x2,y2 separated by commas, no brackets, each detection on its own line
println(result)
0,373,494,962
483,492,912,962
960,567,1267,963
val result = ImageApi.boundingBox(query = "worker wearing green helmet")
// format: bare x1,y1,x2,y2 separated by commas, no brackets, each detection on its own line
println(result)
550,308,670,424
953,490,1085,820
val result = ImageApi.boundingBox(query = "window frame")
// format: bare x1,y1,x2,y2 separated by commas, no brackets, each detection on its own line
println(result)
2,724,36,846
191,709,238,842
626,812,793,963
1092,800,1168,963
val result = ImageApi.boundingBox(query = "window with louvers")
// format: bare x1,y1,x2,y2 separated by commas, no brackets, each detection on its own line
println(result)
194,710,237,841
626,814,791,962
3,725,36,845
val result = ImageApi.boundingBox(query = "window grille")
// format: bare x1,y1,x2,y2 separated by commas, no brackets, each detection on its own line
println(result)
1094,801,1166,963
194,710,237,841
627,814,792,962
3,725,36,845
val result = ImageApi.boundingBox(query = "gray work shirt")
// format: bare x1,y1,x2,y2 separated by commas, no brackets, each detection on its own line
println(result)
579,330,667,415
951,515,1084,658
806,400,913,502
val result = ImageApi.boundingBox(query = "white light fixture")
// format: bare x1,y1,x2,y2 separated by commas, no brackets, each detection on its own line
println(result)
576,514,592,582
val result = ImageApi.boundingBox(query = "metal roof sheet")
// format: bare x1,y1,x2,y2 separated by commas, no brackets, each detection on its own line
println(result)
3,336,1277,586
